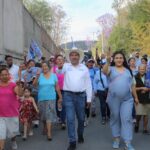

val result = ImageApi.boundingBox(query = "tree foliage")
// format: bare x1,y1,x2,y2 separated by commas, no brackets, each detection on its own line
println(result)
96,0,150,55
23,0,69,46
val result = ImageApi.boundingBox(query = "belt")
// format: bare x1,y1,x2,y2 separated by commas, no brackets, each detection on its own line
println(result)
63,90,85,95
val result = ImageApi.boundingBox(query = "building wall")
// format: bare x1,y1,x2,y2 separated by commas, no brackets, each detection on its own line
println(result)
0,0,4,59
0,0,59,62
3,0,24,57
23,7,42,53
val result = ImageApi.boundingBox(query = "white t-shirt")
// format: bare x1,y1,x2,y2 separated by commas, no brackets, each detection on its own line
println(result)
63,63,92,102
9,64,19,82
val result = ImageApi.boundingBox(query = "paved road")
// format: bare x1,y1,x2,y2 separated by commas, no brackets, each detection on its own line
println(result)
5,105,150,150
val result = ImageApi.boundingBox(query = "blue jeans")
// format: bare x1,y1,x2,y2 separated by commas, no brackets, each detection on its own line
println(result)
63,91,86,143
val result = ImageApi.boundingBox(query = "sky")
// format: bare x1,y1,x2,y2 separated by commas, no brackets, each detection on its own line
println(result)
48,0,115,42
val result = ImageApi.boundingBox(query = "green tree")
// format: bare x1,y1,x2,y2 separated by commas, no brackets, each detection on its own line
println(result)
23,0,69,45
107,0,150,55
23,0,53,32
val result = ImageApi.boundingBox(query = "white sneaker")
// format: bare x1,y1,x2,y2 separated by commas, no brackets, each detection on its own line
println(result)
11,141,18,150
28,130,33,136
132,119,136,124
84,119,89,127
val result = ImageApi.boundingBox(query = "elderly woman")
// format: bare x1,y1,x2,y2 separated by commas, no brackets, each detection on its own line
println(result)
0,68,23,150
33,62,62,140
134,65,150,134
128,57,138,76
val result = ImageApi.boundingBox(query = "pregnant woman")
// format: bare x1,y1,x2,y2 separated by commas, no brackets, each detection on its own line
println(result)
103,51,139,150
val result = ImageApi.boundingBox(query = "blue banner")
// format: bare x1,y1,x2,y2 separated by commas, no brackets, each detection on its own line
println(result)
27,40,42,61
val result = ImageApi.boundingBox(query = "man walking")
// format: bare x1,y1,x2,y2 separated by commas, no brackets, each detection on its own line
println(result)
5,55,19,82
63,48,92,150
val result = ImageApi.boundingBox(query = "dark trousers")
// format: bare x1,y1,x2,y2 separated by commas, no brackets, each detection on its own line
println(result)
132,104,136,119
97,90,110,119
85,97,90,118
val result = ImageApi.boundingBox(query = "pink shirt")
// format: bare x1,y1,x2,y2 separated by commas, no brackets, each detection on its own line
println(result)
53,66,64,90
0,82,19,117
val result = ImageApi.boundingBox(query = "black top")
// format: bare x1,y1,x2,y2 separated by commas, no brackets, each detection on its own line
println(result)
135,74,150,104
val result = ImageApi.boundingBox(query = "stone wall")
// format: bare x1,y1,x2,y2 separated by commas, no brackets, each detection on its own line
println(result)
0,0,3,53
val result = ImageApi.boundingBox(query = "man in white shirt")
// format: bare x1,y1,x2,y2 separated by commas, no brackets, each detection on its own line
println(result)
63,48,92,150
5,55,19,82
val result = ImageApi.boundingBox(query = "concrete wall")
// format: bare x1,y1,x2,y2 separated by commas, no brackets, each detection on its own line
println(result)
0,0,3,56
3,0,24,57
0,0,59,62
23,7,42,52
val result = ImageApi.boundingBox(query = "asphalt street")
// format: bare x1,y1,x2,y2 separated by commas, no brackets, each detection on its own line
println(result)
5,102,150,150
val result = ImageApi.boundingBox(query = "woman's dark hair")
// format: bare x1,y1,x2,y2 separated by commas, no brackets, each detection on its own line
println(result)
55,54,64,60
35,62,42,68
24,86,32,93
42,61,50,69
128,57,135,64
0,67,9,74
111,51,133,76
27,59,35,65
141,57,148,63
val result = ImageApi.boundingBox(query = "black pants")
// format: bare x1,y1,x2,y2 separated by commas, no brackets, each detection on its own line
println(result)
97,90,110,119
85,96,90,118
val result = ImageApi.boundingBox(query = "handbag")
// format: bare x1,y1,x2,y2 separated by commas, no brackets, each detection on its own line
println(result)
99,68,108,97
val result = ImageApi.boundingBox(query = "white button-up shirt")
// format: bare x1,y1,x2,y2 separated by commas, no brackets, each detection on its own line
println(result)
63,63,92,102
9,64,19,82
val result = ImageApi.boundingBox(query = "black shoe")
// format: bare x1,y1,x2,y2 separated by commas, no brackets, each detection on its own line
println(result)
134,125,139,133
61,123,66,130
143,130,150,135
91,112,96,118
34,124,39,128
78,135,84,143
101,118,106,125
22,136,27,141
47,136,52,141
106,116,110,122
67,143,76,150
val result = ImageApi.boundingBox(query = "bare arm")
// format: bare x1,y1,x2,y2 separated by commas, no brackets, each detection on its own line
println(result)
33,76,39,87
33,69,41,87
55,83,62,102
14,83,24,97
96,48,99,61
131,84,139,105
103,63,111,75
135,87,144,91
103,47,111,75
31,97,39,113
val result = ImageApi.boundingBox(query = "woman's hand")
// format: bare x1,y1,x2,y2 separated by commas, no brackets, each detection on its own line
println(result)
141,87,149,91
106,47,112,64
134,98,139,105
36,108,39,114
36,69,41,78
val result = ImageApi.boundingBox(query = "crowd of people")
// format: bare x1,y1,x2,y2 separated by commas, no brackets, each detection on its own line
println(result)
0,48,150,150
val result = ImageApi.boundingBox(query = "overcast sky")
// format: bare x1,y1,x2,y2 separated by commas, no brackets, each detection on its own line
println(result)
48,0,115,42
